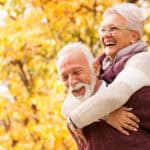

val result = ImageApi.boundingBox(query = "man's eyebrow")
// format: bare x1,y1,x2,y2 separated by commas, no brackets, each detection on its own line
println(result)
73,67,83,71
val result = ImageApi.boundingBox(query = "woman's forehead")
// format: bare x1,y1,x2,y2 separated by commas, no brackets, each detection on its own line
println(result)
102,13,128,26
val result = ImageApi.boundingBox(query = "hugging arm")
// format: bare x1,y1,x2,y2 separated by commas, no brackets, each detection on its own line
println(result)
69,52,150,128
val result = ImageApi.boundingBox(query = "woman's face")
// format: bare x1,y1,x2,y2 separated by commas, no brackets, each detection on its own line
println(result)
99,13,135,59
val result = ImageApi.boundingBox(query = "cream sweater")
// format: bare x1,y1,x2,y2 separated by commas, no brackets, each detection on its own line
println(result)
62,52,150,128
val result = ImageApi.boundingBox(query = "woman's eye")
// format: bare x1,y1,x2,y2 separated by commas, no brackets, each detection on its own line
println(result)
101,28,106,32
111,27,118,31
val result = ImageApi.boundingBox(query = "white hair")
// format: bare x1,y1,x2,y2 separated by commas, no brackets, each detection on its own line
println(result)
103,3,146,38
57,42,94,73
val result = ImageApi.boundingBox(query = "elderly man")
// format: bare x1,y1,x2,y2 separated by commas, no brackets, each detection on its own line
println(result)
57,42,150,150
64,3,150,133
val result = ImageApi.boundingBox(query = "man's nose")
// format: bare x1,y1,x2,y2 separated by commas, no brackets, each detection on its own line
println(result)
68,75,77,87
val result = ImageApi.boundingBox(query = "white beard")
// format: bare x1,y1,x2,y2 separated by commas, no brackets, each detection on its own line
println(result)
69,67,97,102
69,83,93,101
62,63,97,117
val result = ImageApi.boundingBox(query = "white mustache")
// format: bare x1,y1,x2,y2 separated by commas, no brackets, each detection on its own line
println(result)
69,83,85,92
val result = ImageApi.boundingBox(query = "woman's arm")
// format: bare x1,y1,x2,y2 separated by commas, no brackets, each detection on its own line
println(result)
70,52,150,128
62,96,81,118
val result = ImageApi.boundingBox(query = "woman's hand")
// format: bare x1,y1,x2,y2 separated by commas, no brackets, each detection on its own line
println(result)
105,107,140,136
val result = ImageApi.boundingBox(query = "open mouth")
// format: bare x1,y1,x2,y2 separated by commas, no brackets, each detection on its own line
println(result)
72,87,85,97
104,41,116,47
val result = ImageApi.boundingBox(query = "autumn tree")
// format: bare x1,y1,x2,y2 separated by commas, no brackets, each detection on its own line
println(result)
0,0,149,149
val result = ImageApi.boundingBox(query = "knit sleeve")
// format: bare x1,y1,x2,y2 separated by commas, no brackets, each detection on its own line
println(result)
70,52,150,128
62,96,81,118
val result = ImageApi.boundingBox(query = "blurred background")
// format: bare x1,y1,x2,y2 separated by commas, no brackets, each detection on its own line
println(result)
0,0,149,149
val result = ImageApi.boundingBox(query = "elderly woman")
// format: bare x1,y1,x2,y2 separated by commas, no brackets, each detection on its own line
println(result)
62,3,150,150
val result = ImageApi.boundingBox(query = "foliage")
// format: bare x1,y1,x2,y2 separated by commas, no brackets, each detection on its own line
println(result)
0,0,149,149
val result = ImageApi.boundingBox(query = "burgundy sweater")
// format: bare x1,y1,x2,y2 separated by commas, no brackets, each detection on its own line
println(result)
71,52,150,150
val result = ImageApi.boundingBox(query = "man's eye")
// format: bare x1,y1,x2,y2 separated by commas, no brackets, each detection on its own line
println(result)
73,70,81,75
61,76,68,81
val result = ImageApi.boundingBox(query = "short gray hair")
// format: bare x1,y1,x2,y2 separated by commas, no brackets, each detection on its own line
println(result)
57,42,94,73
103,3,146,38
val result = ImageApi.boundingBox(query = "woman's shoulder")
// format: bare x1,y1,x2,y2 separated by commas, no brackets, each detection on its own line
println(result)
125,52,150,67
133,51,150,58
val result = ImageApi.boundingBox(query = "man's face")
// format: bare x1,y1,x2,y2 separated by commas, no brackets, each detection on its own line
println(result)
99,13,135,59
58,50,96,101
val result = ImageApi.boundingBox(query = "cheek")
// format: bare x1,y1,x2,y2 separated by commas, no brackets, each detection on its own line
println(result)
99,37,104,47
77,74,89,85
117,32,131,47
79,68,92,84
63,81,69,90
117,38,130,49
83,74,91,84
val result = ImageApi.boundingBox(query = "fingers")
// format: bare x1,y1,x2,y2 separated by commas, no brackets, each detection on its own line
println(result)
121,110,140,131
125,117,139,128
123,107,140,120
117,126,130,136
106,107,140,136
74,129,87,144
121,107,140,123
79,135,87,144
122,107,133,111
126,112,140,123
122,122,138,132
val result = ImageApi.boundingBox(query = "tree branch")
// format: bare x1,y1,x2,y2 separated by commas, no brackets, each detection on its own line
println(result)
10,60,30,89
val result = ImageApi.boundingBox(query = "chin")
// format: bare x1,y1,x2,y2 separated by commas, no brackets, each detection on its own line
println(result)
105,49,116,59
75,95,85,102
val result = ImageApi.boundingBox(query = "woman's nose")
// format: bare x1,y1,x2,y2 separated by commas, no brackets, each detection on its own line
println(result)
103,31,113,37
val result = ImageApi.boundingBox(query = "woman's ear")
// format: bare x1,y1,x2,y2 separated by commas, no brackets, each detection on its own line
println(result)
93,59,101,77
130,31,140,44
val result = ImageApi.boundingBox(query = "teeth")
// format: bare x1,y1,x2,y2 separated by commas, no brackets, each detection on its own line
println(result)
105,41,115,46
72,88,81,92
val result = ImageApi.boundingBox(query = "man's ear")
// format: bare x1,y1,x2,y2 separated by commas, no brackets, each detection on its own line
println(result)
93,59,101,77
